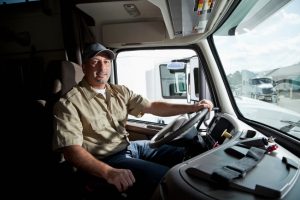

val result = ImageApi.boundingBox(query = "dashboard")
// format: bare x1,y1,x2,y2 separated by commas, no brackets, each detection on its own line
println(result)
151,112,300,200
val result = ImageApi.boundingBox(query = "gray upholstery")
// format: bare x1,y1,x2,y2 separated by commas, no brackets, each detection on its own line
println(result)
57,61,84,96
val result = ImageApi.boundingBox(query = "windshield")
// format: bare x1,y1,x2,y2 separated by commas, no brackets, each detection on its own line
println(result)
213,0,300,139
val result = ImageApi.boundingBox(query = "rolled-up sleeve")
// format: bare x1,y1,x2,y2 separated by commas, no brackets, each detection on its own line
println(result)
125,87,151,117
52,99,83,151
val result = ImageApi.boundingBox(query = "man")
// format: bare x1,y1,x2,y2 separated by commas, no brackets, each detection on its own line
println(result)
53,42,213,199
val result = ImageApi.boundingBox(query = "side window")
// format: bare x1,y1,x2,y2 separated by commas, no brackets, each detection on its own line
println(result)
115,49,200,124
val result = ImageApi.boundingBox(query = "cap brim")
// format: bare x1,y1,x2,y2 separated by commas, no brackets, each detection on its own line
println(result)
94,50,115,60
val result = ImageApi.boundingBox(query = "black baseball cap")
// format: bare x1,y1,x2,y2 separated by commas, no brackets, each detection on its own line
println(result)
82,42,115,62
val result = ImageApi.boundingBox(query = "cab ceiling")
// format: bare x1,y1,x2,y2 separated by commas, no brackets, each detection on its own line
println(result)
75,0,230,48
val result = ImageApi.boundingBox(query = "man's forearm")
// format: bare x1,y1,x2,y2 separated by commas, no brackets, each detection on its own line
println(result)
145,101,197,116
62,145,111,179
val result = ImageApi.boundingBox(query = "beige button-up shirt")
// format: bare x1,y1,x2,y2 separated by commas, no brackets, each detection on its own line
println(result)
53,79,150,159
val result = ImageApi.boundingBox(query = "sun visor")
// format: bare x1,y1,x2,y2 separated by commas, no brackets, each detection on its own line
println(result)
102,21,166,45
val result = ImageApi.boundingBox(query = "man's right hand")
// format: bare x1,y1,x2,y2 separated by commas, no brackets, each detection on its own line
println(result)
62,145,136,192
105,167,136,192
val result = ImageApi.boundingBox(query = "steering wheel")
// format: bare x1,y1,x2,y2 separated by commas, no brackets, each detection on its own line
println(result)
149,108,209,148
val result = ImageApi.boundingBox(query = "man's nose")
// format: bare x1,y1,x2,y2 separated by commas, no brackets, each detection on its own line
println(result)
95,61,104,69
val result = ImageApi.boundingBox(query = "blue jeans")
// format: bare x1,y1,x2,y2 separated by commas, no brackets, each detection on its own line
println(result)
97,140,186,199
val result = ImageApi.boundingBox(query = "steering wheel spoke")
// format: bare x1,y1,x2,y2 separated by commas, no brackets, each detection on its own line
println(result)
149,108,209,148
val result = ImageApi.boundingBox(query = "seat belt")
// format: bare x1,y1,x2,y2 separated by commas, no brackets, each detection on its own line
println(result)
211,146,266,183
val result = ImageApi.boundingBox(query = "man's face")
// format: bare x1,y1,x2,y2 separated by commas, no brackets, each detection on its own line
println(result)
83,53,112,89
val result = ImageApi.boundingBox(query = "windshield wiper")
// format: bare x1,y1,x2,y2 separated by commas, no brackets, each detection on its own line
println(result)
280,120,300,132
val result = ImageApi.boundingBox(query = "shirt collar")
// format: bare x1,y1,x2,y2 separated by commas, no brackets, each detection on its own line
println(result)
79,78,115,100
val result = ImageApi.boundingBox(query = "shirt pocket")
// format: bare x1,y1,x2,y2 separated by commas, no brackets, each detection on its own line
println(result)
89,119,113,143
90,118,107,132
89,117,121,141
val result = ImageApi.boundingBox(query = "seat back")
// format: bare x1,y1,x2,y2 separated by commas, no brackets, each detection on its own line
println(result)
44,60,84,110
50,60,84,98
60,61,84,96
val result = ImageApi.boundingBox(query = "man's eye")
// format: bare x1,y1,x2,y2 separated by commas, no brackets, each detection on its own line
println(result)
90,60,98,65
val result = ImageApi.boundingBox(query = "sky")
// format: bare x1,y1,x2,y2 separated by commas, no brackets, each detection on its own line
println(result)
214,0,300,74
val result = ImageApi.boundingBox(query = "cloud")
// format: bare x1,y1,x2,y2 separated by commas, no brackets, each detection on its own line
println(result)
214,2,300,74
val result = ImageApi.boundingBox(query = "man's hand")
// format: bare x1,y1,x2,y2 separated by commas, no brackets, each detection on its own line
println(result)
62,145,136,192
196,99,214,111
105,167,136,192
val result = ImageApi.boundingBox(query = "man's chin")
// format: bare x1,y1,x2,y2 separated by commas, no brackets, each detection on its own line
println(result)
95,79,106,83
